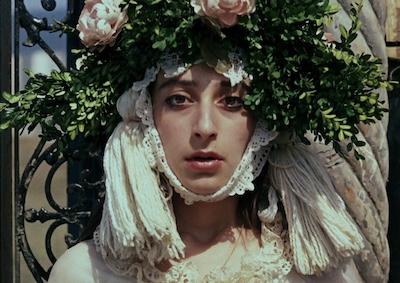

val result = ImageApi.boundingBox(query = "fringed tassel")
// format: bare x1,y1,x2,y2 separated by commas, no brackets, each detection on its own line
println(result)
264,133,364,275
100,121,185,266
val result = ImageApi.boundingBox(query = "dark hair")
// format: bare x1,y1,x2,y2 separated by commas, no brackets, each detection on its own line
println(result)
237,163,270,235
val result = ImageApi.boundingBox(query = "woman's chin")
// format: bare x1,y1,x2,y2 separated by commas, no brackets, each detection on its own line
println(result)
181,179,227,196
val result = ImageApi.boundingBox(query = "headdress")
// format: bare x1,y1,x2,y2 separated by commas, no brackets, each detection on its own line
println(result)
0,0,390,281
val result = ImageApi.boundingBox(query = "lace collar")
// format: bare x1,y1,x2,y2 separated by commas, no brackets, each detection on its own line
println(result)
93,218,293,283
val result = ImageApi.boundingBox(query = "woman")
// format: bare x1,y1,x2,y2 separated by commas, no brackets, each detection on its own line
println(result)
47,59,368,282
0,0,388,282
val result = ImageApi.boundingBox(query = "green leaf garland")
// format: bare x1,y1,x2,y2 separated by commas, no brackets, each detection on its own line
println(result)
0,0,390,158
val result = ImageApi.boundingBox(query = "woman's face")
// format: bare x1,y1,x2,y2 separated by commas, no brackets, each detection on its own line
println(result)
152,64,255,195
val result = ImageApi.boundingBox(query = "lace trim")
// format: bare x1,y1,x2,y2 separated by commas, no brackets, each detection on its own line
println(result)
131,61,277,204
227,53,252,85
93,220,293,283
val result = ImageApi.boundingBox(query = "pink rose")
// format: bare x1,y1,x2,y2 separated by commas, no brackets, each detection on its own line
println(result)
191,0,256,27
77,0,128,48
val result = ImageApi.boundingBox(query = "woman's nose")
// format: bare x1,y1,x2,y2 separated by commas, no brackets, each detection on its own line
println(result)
193,104,217,140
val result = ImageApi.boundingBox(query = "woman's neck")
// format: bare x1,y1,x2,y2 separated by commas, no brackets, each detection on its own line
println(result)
172,194,241,245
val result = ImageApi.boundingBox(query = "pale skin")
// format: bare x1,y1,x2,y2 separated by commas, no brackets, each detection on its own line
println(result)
48,65,364,283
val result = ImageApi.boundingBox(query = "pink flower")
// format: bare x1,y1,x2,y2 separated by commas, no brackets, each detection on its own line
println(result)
191,0,256,27
77,0,128,48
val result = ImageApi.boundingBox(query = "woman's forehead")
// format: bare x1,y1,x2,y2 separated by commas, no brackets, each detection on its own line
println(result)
155,64,236,91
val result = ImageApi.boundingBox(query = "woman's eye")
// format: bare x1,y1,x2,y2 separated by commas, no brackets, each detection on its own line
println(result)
223,96,244,110
165,95,190,107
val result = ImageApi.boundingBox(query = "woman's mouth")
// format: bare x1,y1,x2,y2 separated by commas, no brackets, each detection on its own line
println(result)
185,152,224,172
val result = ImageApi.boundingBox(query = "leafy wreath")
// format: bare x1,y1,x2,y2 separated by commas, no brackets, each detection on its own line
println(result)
0,0,390,158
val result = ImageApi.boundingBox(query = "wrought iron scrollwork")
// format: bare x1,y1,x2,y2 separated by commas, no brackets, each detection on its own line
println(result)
17,138,104,281
40,0,57,12
17,0,67,71
15,1,103,282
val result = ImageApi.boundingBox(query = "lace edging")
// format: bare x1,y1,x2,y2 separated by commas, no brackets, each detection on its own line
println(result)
94,224,293,283
135,79,277,203
126,56,277,204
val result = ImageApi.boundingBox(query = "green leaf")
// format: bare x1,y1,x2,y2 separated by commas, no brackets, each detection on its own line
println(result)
152,40,166,50
3,92,20,104
69,129,77,140
339,124,351,130
67,125,77,131
0,122,11,130
343,130,353,137
25,94,37,101
339,24,348,39
347,32,357,43
338,130,345,141
55,90,66,96
78,123,85,133
87,112,95,120
271,71,281,79
346,142,353,152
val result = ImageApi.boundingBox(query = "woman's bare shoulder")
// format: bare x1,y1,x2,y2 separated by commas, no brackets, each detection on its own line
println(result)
303,259,364,283
48,240,98,283
48,240,134,283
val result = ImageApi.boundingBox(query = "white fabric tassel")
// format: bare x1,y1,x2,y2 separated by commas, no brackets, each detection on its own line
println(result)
100,121,185,266
258,186,279,224
266,135,364,275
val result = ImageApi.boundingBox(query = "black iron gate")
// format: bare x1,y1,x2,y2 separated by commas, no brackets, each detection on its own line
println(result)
0,1,399,283
0,1,105,282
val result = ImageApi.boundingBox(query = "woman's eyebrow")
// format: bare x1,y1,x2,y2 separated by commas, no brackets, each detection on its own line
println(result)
156,78,197,92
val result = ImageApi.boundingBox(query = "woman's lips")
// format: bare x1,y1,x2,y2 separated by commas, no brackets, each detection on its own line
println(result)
185,152,223,172
186,159,223,172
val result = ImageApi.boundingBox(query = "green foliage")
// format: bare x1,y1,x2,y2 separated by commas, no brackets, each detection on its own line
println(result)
241,0,389,158
0,0,390,157
1,70,118,146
